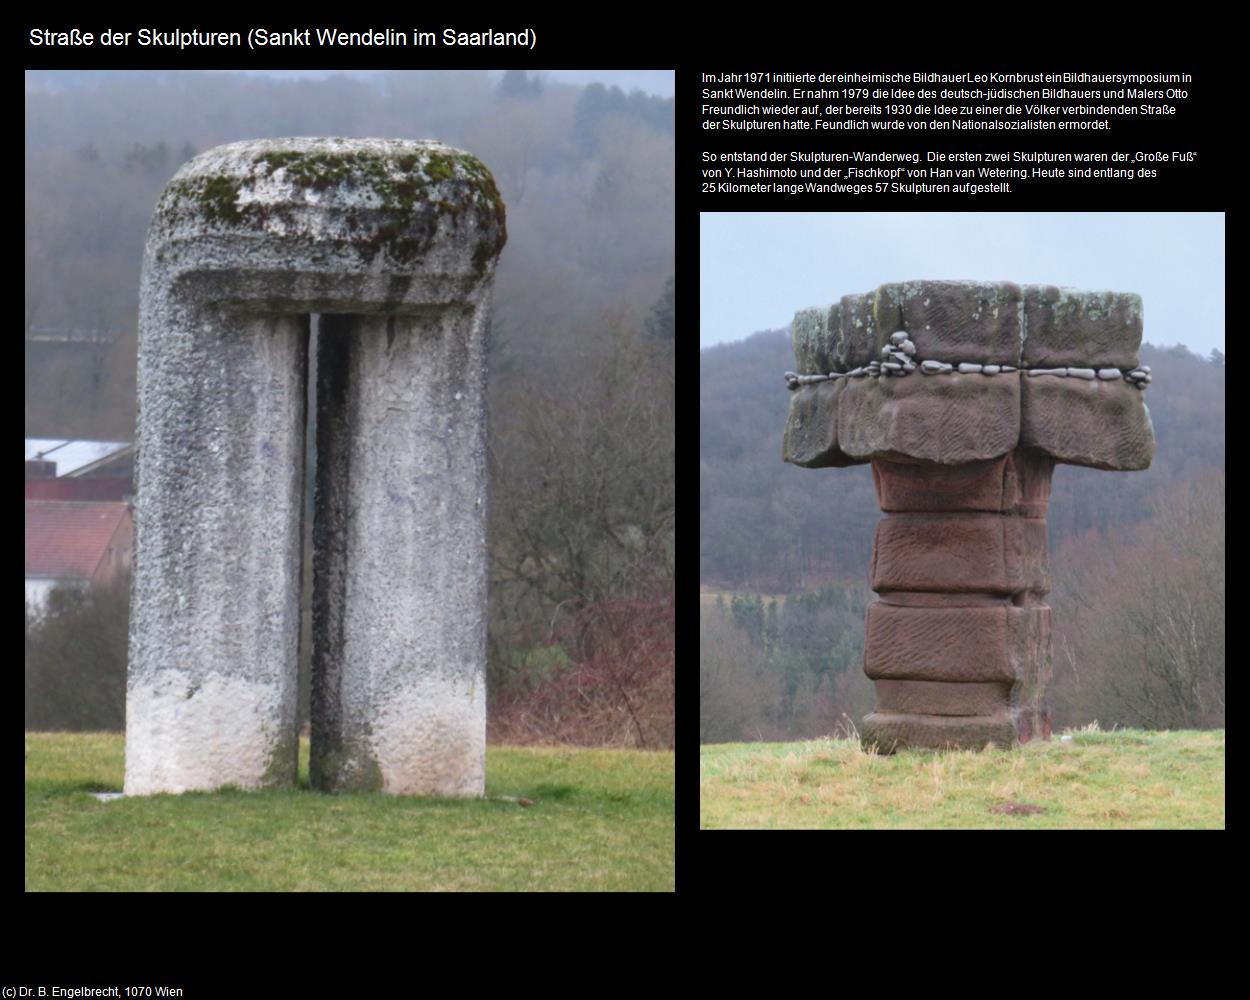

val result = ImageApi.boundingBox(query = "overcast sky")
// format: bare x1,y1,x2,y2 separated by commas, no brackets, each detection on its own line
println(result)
26,69,674,98
700,213,1225,356
223,69,674,96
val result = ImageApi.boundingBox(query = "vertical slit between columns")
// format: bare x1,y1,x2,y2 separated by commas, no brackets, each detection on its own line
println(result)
298,315,319,754
309,314,357,790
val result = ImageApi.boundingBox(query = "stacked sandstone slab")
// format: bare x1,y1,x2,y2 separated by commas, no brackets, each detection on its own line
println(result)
782,281,1154,752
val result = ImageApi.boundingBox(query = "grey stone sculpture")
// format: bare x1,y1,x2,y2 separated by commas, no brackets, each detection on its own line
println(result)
782,281,1154,751
124,138,506,795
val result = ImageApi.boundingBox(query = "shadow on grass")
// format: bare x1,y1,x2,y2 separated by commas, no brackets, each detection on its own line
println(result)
25,779,121,798
531,783,577,801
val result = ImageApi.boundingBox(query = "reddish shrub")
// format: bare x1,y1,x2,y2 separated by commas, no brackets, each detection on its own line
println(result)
489,592,674,749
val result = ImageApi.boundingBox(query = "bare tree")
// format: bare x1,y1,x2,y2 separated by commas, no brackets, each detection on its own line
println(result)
1050,469,1225,729
490,315,673,661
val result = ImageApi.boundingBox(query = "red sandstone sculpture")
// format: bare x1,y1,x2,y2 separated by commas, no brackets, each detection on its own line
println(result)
782,281,1154,751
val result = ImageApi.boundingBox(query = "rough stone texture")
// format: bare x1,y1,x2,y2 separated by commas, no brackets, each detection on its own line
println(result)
826,301,846,370
873,680,1011,717
782,282,1153,751
859,451,1055,749
126,138,505,796
873,454,1017,512
837,370,1020,464
838,292,881,370
881,280,1022,366
863,604,1019,683
311,314,488,795
781,280,1155,473
871,514,1049,595
861,712,1017,752
1022,286,1142,369
1007,603,1052,744
125,313,309,795
782,380,863,468
791,305,833,374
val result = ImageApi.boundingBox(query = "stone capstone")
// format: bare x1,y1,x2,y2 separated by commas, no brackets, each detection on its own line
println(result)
783,280,1154,471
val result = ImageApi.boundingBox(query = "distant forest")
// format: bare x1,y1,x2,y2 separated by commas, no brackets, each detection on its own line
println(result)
25,71,675,746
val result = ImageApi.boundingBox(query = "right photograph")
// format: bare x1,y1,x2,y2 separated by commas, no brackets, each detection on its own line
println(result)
700,213,1225,829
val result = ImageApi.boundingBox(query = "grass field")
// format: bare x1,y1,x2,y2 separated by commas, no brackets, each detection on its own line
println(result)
26,733,673,891
701,727,1224,829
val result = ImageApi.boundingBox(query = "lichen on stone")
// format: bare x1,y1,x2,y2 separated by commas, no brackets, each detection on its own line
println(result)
153,140,506,273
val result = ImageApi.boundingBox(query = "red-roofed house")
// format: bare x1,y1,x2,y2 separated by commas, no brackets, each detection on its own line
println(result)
25,500,133,612
25,439,133,501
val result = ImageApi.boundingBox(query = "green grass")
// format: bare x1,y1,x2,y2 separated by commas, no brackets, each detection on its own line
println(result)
25,733,673,891
701,727,1224,829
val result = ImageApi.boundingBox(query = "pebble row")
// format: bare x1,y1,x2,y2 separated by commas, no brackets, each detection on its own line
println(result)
785,331,1152,391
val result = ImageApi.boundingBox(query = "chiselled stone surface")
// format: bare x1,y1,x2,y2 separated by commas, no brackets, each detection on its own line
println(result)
872,514,1049,595
311,313,489,796
837,292,881,370
1022,286,1142,369
782,280,1155,473
864,604,1019,683
782,380,856,468
880,280,1023,366
873,679,1011,717
837,369,1020,464
860,452,1055,749
126,138,505,796
863,602,1049,687
861,712,1017,752
781,281,1153,752
1007,604,1052,743
873,454,1015,513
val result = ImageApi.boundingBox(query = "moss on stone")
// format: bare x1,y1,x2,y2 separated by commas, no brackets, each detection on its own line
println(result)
197,175,245,224
259,730,299,789
256,149,359,191
310,739,384,793
158,175,245,227
423,150,458,184
155,143,506,273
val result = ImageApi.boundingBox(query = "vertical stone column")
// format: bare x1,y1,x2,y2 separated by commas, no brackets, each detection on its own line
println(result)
125,138,505,795
311,309,488,794
125,309,309,793
781,281,1154,752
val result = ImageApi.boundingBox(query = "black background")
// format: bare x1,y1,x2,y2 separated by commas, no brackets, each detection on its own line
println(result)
22,16,1225,954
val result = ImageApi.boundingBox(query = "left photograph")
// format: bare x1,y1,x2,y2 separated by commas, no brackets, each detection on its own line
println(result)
26,69,674,891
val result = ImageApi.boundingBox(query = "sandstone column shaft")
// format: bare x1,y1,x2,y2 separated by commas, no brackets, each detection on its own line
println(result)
311,310,488,794
860,450,1054,751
